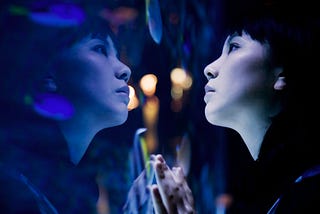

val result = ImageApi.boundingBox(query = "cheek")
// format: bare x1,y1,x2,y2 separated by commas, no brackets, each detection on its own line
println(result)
55,63,93,98
84,56,116,82
224,53,269,89
70,56,110,86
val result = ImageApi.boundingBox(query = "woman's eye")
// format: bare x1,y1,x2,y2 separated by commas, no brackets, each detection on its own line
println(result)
228,43,240,53
93,45,108,56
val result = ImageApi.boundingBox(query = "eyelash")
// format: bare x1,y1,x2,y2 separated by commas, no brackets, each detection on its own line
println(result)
228,42,240,53
94,44,108,56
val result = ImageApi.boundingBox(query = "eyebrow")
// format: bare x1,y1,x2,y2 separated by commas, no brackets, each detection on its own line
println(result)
90,32,108,41
91,36,112,50
227,32,240,43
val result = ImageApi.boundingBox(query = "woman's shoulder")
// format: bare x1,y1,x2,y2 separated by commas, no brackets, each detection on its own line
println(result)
268,164,320,213
0,162,58,213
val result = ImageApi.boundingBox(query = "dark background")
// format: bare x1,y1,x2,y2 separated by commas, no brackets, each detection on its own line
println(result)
2,0,306,213
96,0,253,212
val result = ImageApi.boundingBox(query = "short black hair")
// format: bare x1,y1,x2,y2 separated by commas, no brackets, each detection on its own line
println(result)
222,0,320,118
0,0,117,105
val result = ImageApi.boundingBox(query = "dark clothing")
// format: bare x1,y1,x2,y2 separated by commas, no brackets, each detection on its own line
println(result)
0,111,99,214
268,165,320,213
227,113,320,214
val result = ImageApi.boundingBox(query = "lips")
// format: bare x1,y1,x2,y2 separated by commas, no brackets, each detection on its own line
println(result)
116,85,130,96
204,85,215,93
204,84,215,103
116,85,130,105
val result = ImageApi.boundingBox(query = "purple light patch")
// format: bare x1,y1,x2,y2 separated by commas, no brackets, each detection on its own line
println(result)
29,3,86,27
33,93,74,120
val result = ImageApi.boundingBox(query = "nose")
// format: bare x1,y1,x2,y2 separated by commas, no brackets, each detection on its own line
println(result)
116,62,131,83
204,63,219,80
204,55,223,80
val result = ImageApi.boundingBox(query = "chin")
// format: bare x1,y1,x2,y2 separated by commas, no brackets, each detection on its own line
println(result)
113,112,129,126
205,110,219,126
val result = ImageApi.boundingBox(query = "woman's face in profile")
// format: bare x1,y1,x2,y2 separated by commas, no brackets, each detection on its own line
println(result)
203,31,276,127
53,35,131,127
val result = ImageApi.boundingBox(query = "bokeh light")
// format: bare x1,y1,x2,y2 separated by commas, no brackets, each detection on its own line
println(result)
127,85,139,110
139,74,158,97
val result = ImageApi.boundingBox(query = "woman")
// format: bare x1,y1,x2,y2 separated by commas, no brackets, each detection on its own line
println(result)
0,1,131,213
150,1,320,213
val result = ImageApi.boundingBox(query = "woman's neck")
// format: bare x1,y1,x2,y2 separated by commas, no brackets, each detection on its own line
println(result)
233,113,272,161
58,116,100,165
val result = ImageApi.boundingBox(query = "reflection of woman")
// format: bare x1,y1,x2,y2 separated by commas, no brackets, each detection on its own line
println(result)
150,1,320,214
0,1,131,213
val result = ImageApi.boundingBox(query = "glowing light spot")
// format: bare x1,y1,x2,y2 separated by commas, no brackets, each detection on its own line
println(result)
140,74,158,97
9,5,29,16
146,0,163,44
170,68,186,86
170,67,193,90
181,74,192,89
128,85,139,110
33,93,74,120
24,94,33,105
171,85,183,100
29,3,86,27
99,7,138,26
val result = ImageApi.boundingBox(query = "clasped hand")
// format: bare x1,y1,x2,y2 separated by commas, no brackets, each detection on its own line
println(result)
149,154,195,214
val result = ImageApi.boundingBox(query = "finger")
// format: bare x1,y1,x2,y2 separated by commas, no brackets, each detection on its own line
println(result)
153,159,182,213
182,180,194,206
177,202,195,214
172,166,194,206
152,154,194,214
153,160,172,211
150,185,167,214
173,184,195,214
181,197,195,214
150,154,165,162
155,154,165,163
172,167,195,213
182,183,193,205
172,167,184,183
150,154,158,162
177,202,187,214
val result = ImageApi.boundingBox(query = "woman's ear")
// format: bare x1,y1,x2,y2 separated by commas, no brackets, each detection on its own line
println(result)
43,76,57,92
274,76,286,90
273,67,286,91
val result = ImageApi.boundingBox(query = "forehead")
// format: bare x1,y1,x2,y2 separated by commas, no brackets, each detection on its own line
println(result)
226,31,270,50
227,31,254,43
71,34,117,53
76,34,110,45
